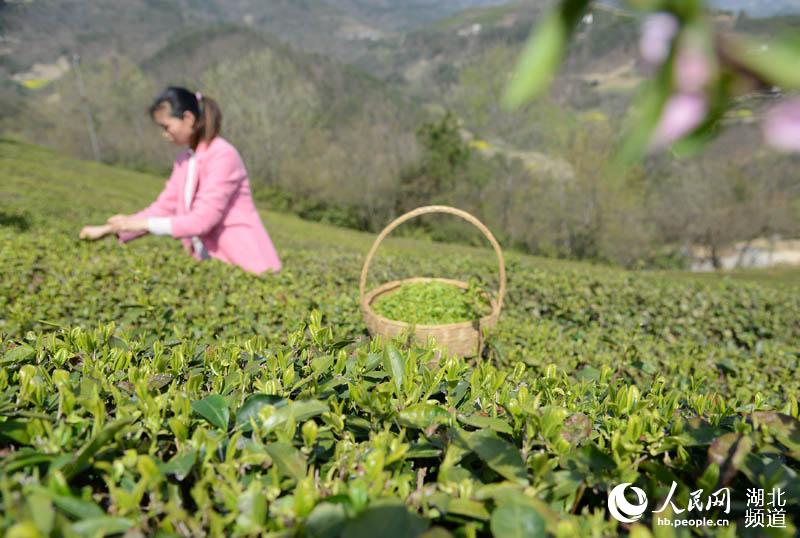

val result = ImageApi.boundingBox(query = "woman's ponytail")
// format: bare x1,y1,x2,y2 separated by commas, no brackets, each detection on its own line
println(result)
149,86,222,150
191,93,222,149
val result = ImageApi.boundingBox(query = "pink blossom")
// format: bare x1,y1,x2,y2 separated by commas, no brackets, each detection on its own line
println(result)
674,46,712,93
763,98,800,152
650,93,708,150
639,13,680,67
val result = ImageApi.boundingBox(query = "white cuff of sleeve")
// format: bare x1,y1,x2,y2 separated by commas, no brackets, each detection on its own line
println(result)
147,217,173,236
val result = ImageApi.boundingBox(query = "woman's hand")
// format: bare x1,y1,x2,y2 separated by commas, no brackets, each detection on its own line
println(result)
107,215,149,233
79,224,112,240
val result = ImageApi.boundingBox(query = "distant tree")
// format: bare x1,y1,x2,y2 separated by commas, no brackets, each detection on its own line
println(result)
399,111,471,210
648,149,799,269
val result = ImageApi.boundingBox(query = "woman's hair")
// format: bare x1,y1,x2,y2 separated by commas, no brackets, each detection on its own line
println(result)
149,86,222,149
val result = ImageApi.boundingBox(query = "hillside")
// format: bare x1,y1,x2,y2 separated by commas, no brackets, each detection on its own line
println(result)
0,0,366,77
0,0,516,79
326,0,513,29
2,139,800,535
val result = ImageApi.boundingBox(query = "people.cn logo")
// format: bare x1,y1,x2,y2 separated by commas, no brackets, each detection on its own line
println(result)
608,483,649,523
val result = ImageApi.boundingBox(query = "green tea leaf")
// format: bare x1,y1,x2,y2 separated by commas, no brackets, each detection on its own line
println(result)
262,400,329,433
740,453,800,502
708,433,753,486
428,492,490,520
490,502,546,537
751,411,800,458
70,517,133,537
157,448,198,481
2,450,55,474
670,417,722,448
50,494,105,519
147,374,172,391
0,420,31,445
373,281,489,325
383,344,405,394
235,394,286,431
342,500,429,538
191,395,230,430
60,417,133,480
467,430,528,485
398,403,451,430
458,414,513,435
236,488,268,530
1,344,35,365
304,502,348,538
265,442,307,481
27,492,54,536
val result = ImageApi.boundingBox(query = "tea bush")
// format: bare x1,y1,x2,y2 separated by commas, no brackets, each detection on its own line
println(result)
1,139,798,537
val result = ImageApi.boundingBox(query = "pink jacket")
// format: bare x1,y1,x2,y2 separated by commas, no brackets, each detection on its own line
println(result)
117,137,281,275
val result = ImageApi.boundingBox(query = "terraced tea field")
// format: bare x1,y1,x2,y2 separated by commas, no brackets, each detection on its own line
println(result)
1,139,798,537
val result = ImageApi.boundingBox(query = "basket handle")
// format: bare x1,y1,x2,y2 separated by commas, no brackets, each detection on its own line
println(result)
359,205,506,317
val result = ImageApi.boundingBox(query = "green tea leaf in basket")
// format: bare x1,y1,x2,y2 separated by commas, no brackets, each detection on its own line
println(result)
373,281,490,325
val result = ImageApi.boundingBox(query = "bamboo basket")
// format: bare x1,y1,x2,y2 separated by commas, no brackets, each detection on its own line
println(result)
359,205,506,357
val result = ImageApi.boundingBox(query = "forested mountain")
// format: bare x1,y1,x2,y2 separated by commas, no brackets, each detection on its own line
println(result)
0,0,511,75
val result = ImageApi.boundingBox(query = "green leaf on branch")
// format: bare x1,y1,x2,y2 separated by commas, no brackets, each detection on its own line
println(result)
342,500,429,538
467,430,528,485
157,448,198,481
70,517,133,537
750,411,800,461
398,403,451,430
262,399,329,433
725,33,800,90
0,420,31,445
305,502,348,538
58,417,133,481
503,0,592,108
428,492,490,521
612,66,672,169
458,414,513,435
383,343,405,394
490,502,546,537
50,494,105,519
264,442,307,481
191,395,230,430
235,394,287,432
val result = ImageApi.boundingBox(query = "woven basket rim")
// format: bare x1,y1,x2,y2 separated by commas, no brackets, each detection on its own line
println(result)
361,276,499,331
359,205,506,319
